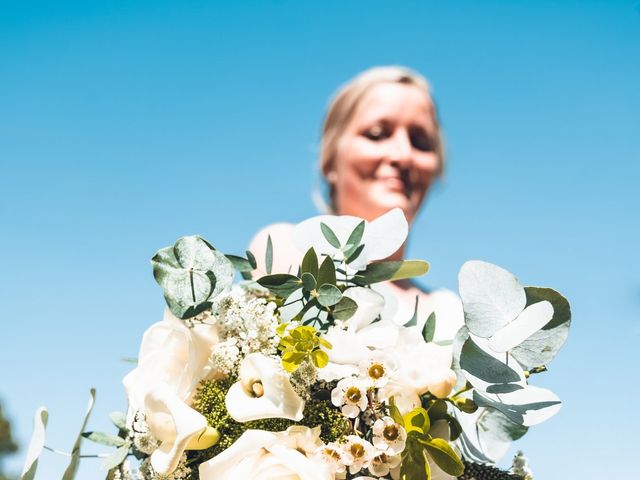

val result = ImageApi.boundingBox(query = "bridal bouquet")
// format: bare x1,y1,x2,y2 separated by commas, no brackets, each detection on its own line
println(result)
21,209,569,480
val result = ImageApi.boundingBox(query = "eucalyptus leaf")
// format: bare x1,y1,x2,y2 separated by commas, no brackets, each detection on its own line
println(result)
332,296,358,320
423,438,464,476
511,287,571,368
225,254,254,272
317,255,337,287
152,236,234,319
100,442,131,472
246,250,257,269
458,261,526,338
423,312,436,342
343,220,365,257
477,408,528,443
264,235,273,275
301,248,319,278
20,407,48,480
256,274,302,298
405,296,420,327
459,336,525,392
109,411,126,431
81,431,125,447
320,222,341,248
345,243,365,264
317,284,342,307
356,260,428,284
473,386,562,427
301,272,316,291
488,300,554,353
62,388,96,480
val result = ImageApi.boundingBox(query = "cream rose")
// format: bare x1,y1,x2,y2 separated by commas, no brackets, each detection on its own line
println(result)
199,428,332,480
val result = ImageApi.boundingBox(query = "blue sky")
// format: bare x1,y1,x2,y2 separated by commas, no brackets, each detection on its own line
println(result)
1,1,639,478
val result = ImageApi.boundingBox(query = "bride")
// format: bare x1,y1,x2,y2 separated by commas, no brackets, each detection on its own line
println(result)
249,66,464,343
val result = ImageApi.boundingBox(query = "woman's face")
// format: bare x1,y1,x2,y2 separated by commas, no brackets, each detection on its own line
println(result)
330,82,440,224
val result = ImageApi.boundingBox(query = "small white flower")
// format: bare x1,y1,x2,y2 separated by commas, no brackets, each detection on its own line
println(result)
331,378,369,418
315,442,347,476
369,451,401,477
359,351,395,388
372,416,407,455
341,435,375,474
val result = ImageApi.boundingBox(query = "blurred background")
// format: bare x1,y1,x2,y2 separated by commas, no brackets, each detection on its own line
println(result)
1,0,639,478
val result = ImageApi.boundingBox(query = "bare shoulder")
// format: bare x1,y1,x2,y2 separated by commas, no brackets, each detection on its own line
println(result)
247,223,303,275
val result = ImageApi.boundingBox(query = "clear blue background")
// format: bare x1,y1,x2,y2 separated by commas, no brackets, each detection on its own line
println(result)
1,1,639,478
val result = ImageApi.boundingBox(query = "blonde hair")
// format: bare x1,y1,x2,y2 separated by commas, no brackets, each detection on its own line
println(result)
320,66,446,180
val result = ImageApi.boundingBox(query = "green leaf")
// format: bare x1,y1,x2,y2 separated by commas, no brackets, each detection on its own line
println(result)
151,236,234,319
62,388,96,480
401,434,431,480
256,274,302,298
225,254,254,272
477,408,528,443
317,255,337,287
446,414,463,441
473,386,561,427
265,235,273,274
405,295,420,327
332,296,358,320
388,398,404,426
510,287,571,368
345,243,365,264
423,438,464,476
423,312,436,342
403,408,431,435
301,248,319,278
343,220,365,257
317,284,342,307
20,407,48,480
311,349,329,368
458,260,526,338
109,412,127,431
459,336,524,389
81,431,126,447
301,272,317,291
100,442,131,472
356,260,429,284
246,249,257,269
320,222,341,248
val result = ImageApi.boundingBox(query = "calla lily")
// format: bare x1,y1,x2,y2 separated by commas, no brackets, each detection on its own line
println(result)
144,384,219,475
293,208,408,271
226,353,304,422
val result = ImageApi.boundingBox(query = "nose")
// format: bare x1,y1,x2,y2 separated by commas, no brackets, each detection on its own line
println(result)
386,130,413,167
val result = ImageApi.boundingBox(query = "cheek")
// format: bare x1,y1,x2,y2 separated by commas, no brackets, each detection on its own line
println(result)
411,154,440,187
335,137,381,180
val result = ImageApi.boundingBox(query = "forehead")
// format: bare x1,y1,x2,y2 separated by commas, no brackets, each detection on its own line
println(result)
351,82,435,126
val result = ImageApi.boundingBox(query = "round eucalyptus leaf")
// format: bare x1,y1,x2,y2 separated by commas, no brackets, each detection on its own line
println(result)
301,272,317,291
473,385,562,427
458,261,526,338
477,408,528,444
317,283,342,307
511,287,571,368
488,300,554,353
459,334,526,393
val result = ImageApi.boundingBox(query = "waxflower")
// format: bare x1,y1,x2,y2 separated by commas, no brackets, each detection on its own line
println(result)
331,377,369,418
341,435,376,474
372,416,406,455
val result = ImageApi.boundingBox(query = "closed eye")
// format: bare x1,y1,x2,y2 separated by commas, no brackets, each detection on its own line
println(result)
363,123,391,141
410,127,436,152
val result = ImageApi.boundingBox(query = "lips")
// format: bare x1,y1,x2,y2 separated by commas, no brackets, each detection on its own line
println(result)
377,176,409,194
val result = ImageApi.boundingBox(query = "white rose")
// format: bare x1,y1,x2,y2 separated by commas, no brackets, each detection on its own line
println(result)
199,428,333,480
123,309,219,411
